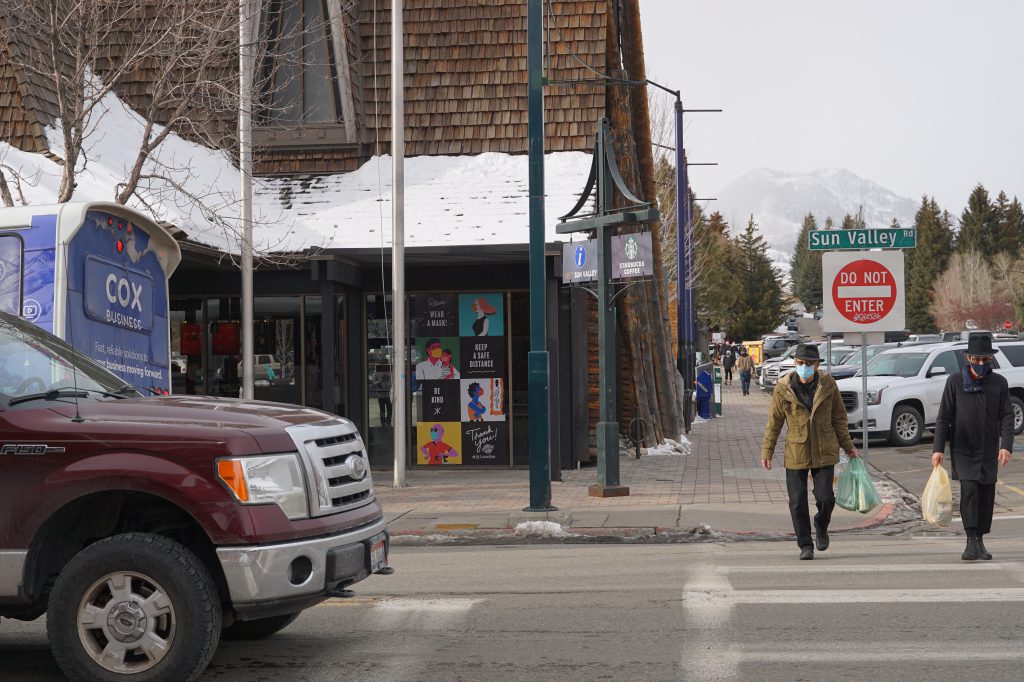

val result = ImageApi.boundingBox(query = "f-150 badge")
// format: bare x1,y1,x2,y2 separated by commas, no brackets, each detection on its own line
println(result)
0,444,66,455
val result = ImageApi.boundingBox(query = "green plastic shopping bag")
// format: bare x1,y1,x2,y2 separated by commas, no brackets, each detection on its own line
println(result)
921,465,953,527
835,457,881,514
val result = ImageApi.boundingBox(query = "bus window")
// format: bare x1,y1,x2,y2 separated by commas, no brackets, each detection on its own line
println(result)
0,234,23,316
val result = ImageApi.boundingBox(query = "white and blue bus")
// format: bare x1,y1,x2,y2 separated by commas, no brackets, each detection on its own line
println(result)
0,202,181,394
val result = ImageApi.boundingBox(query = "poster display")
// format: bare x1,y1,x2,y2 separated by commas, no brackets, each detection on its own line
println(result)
412,292,508,465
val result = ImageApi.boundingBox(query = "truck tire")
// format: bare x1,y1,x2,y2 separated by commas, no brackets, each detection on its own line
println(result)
47,533,221,682
888,404,923,447
1011,396,1024,435
221,612,301,640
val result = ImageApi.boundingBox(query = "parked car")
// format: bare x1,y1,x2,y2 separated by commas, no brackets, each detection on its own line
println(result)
764,343,857,389
237,353,283,383
0,311,389,681
762,336,799,360
837,341,1024,447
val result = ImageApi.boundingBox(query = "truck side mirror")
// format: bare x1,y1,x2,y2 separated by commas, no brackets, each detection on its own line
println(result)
927,367,947,378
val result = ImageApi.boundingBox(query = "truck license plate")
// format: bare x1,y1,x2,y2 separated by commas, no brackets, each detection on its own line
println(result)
370,533,387,572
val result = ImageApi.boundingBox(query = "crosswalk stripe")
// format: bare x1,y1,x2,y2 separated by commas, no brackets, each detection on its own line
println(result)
720,563,1006,574
739,643,1024,663
683,588,1024,605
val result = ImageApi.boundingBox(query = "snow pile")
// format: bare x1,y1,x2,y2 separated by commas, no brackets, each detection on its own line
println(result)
0,86,594,254
644,438,691,456
513,521,571,538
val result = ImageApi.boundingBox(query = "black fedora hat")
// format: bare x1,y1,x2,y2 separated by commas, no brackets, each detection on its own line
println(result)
794,343,821,362
966,334,994,357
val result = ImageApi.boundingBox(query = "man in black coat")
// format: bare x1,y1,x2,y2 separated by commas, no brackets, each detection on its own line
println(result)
932,335,1013,560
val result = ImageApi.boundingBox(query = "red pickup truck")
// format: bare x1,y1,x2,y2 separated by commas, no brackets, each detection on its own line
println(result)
0,312,390,680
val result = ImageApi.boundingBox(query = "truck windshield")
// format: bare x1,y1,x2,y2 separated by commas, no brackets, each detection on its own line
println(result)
866,352,929,378
0,313,138,401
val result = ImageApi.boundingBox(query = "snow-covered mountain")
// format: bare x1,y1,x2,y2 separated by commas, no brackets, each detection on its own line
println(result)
714,168,918,269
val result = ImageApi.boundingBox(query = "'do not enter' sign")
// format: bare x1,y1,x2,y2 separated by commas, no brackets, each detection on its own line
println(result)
821,251,905,333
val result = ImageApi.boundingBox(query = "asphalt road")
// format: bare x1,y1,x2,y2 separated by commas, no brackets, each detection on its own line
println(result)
7,534,1024,681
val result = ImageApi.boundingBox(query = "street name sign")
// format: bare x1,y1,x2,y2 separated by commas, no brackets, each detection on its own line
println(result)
809,228,916,251
821,251,905,333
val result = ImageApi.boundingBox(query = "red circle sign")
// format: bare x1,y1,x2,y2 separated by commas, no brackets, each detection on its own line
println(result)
831,259,897,324
1005,320,1013,330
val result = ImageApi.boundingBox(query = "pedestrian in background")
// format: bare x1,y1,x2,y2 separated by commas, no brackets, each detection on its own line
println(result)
762,343,859,560
722,341,736,385
735,347,755,396
932,335,1013,561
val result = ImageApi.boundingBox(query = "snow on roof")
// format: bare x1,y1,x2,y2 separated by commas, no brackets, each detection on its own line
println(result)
0,87,594,255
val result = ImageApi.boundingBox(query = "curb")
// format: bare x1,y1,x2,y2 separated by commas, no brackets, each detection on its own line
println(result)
389,503,900,546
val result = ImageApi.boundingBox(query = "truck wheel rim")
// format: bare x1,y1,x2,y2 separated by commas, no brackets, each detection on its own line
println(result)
895,413,918,441
77,571,176,674
1015,404,1023,432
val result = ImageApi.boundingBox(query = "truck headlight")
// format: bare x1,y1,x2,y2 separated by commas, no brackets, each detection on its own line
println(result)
217,454,308,520
866,388,885,405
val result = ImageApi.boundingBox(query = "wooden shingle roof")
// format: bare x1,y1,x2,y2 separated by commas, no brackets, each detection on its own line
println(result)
358,0,607,156
2,0,610,172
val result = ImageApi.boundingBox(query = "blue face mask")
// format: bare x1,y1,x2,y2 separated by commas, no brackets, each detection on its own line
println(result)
795,364,815,381
971,362,992,377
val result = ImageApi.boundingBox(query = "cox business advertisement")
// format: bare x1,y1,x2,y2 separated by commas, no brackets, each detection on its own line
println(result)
66,211,170,393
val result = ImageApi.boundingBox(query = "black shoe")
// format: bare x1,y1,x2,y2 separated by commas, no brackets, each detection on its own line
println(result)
962,537,983,561
977,537,993,560
799,546,814,560
815,525,830,552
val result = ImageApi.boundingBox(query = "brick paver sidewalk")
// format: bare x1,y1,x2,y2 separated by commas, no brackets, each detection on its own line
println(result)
375,378,790,513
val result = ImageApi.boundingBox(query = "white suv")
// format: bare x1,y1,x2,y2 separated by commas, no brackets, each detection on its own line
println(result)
836,341,1024,447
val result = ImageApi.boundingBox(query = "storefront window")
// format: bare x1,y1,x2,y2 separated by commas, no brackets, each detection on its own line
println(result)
170,298,205,395
252,297,300,404
206,298,241,398
365,294,393,467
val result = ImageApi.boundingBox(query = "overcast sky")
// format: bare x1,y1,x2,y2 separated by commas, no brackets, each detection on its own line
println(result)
639,0,1024,213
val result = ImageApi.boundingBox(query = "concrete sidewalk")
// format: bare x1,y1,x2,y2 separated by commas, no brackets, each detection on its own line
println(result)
375,378,905,544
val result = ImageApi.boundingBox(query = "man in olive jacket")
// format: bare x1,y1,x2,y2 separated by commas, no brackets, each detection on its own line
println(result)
762,344,859,559
932,334,1013,561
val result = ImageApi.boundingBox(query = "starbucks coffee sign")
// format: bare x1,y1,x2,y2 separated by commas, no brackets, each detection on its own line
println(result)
612,232,653,279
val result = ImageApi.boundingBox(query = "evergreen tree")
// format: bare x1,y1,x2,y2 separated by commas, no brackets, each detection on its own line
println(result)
905,196,954,333
695,211,742,333
840,213,858,230
790,213,823,311
995,191,1024,256
956,184,999,258
729,216,785,339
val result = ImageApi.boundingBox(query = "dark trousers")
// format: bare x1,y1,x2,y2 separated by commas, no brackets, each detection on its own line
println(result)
786,466,836,548
739,371,752,395
959,480,996,535
724,367,733,382
378,397,393,426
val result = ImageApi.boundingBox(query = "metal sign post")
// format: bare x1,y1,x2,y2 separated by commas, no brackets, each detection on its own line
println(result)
820,250,908,458
557,118,658,498
861,332,868,464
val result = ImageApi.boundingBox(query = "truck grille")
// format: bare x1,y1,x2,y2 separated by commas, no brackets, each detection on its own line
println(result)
841,391,858,412
286,420,375,518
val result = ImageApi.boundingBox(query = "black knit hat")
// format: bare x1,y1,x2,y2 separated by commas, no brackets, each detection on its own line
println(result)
966,334,994,357
794,343,820,362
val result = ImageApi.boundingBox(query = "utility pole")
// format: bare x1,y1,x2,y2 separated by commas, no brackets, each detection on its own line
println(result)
239,0,254,401
524,0,554,511
672,101,721,431
392,0,407,488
